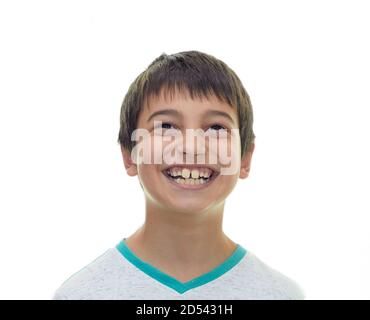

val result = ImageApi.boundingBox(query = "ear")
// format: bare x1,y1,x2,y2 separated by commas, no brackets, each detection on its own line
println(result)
121,145,138,177
239,142,255,179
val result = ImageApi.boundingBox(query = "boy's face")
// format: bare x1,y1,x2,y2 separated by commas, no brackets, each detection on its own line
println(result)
121,89,254,214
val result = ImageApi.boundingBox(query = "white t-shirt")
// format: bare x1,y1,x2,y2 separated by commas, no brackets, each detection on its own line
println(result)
52,238,305,300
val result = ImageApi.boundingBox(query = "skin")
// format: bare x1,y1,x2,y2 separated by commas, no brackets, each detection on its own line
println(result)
121,88,255,283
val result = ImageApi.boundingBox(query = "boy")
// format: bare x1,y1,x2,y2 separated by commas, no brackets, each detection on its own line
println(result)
52,51,305,300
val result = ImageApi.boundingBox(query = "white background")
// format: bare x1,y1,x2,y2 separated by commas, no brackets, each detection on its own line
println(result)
0,0,369,300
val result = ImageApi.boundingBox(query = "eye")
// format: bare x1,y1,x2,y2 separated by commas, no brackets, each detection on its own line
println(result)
153,122,181,135
209,124,226,131
161,122,174,129
154,122,175,130
205,124,229,138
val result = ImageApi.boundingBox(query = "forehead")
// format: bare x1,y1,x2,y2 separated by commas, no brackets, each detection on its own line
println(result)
139,87,238,125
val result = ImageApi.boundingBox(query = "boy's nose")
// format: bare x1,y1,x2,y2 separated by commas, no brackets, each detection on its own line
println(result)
175,130,206,158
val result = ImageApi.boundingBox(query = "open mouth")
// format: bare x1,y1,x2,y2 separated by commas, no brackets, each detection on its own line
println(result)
162,166,219,188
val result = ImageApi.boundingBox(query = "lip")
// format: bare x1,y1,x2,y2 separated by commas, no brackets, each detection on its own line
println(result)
161,169,220,190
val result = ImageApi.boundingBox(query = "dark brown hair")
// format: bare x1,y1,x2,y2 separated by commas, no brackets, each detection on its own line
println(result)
117,50,255,159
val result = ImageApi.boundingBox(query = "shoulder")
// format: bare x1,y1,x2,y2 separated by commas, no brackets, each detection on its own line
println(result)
52,248,122,300
237,250,306,300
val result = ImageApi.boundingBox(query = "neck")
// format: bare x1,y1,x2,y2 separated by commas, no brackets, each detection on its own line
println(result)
124,200,237,282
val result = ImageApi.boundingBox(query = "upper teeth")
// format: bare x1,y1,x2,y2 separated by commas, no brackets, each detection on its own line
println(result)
167,167,212,179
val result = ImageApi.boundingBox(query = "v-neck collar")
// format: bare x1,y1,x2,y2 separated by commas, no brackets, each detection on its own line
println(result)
115,238,247,294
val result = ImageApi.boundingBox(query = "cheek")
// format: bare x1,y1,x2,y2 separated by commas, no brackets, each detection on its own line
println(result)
137,165,161,196
212,135,241,176
217,138,232,163
148,135,163,163
153,134,184,166
220,169,239,186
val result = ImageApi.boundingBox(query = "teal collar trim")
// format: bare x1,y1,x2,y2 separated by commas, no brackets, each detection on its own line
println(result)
115,239,247,294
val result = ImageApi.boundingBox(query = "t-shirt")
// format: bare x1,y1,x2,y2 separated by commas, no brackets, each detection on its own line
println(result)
52,238,305,300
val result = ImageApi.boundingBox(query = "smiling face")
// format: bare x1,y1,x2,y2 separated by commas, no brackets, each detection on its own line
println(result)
121,88,255,215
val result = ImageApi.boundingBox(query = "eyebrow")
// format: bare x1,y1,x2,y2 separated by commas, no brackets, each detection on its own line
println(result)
147,109,182,122
203,110,236,125
147,108,236,125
